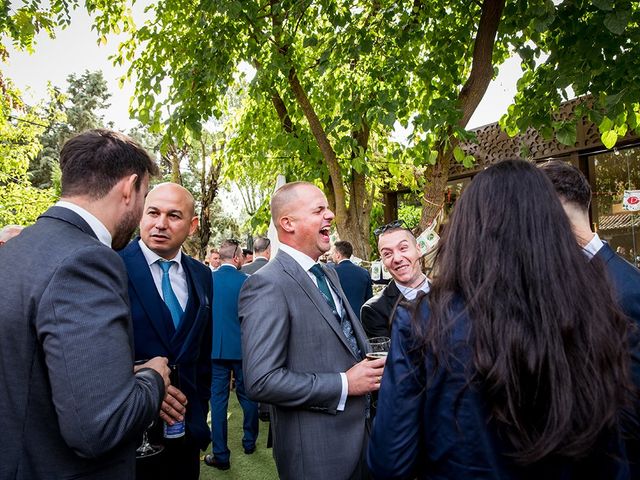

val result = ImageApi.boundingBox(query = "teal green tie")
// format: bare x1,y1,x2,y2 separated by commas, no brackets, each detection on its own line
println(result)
309,264,337,311
157,260,183,328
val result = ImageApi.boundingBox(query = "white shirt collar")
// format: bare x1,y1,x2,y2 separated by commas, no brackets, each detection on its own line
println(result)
138,238,183,267
55,200,112,247
218,263,237,270
397,277,431,301
279,243,318,272
582,232,604,259
338,258,350,264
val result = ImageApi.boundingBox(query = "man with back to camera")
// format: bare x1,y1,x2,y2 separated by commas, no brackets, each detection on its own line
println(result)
241,236,271,274
361,222,428,338
541,160,640,476
119,182,213,480
0,129,170,480
331,240,373,321
238,181,385,480
205,239,259,470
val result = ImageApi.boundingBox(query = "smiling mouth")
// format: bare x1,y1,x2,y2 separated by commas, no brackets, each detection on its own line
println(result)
319,226,331,240
151,233,170,240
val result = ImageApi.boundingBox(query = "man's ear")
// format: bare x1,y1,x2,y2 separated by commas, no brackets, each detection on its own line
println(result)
280,215,294,233
121,174,139,205
188,216,199,235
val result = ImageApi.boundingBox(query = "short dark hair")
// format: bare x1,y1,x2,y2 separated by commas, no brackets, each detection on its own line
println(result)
334,240,353,258
60,129,159,199
253,237,270,254
219,239,241,260
539,160,591,211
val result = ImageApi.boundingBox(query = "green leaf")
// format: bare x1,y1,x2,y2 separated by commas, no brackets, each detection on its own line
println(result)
556,122,577,146
427,150,438,165
462,155,475,169
604,11,629,35
601,130,618,149
592,0,613,11
598,116,613,133
453,145,465,162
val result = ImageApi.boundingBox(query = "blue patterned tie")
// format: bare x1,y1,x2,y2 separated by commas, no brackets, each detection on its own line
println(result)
157,260,183,328
309,264,361,359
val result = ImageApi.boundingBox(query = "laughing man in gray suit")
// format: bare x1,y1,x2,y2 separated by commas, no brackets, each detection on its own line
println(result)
0,130,170,480
239,181,385,480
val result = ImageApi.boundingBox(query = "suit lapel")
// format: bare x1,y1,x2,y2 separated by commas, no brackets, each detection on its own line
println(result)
277,251,360,360
123,241,175,351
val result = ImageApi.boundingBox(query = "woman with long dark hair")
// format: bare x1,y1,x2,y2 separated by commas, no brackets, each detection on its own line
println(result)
367,159,635,479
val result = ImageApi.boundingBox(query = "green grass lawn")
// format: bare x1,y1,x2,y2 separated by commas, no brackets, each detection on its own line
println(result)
200,395,278,480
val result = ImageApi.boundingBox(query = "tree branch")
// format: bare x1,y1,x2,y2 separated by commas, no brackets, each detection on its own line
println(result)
457,0,505,128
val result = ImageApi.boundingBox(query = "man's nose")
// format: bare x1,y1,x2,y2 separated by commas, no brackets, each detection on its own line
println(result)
155,215,168,229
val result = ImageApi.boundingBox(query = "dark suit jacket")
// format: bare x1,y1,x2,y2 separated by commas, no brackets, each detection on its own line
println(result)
595,243,640,475
0,207,164,480
119,239,213,450
241,256,268,274
212,265,249,360
361,281,402,338
368,299,631,480
332,259,373,320
239,250,370,480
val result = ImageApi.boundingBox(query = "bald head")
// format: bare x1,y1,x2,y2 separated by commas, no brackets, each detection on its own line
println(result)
148,183,196,217
270,181,316,228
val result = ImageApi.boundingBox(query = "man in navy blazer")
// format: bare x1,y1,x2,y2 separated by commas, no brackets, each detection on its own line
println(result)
120,183,213,480
330,240,373,320
205,239,259,470
0,129,169,480
542,160,640,474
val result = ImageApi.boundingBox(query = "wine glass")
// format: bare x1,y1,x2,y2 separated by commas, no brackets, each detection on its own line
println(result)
366,336,390,360
136,420,164,458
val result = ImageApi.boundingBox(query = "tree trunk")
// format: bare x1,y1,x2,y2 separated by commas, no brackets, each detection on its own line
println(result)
418,0,504,230
287,67,373,258
196,139,222,258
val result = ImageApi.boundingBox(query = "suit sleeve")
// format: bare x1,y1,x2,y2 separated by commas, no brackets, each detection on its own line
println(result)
239,273,343,411
37,245,164,458
367,306,425,479
365,273,374,302
196,270,213,417
361,302,391,338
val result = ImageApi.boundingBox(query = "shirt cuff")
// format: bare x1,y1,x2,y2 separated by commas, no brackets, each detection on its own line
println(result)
337,372,348,411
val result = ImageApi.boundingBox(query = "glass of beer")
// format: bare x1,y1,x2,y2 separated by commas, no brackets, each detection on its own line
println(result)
366,336,390,360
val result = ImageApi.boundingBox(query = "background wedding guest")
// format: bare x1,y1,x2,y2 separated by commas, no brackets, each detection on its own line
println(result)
242,236,271,274
0,129,169,480
330,240,373,321
239,181,384,480
368,159,634,479
205,239,259,471
119,182,213,480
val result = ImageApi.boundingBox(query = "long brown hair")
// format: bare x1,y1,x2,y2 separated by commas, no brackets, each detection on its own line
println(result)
416,159,632,463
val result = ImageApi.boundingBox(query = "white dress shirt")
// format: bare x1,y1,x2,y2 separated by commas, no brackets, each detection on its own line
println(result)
55,201,112,247
279,243,349,411
138,239,189,311
582,232,604,260
397,277,431,301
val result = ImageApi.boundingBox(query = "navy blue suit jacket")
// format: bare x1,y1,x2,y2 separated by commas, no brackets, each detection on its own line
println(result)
332,260,373,320
368,300,631,480
595,243,640,474
119,239,213,450
212,265,249,360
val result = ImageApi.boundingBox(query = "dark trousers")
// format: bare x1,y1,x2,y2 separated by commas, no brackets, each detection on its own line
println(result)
136,431,201,480
210,359,259,462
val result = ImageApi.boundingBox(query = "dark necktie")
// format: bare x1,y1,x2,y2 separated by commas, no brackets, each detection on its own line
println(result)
157,260,183,328
309,264,361,359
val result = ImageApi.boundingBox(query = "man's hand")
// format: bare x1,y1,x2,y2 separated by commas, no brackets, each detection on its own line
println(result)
159,386,188,425
136,356,171,389
346,357,386,396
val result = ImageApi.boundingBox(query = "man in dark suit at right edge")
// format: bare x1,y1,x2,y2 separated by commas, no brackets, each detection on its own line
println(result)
541,160,640,478
0,129,170,480
331,240,373,321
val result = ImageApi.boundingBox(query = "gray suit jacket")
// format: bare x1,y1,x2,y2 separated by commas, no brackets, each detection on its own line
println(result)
241,256,268,274
239,250,370,480
0,206,165,480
